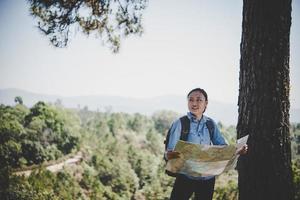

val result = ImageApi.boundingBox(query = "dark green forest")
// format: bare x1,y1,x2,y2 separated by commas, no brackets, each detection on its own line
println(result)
1,100,299,200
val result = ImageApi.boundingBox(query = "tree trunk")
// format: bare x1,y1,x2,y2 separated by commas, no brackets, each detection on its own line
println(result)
237,0,293,200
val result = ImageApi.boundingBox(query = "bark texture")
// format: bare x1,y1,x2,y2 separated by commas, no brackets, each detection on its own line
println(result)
237,0,293,199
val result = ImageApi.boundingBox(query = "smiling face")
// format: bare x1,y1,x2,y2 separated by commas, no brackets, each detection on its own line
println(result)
187,90,208,119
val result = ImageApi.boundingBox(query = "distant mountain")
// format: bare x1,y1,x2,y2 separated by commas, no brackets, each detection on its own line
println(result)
1,88,299,125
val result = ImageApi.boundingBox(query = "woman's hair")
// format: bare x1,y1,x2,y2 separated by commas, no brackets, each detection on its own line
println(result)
187,88,208,101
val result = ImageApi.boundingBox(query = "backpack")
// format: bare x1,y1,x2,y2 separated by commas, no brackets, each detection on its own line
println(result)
164,115,215,177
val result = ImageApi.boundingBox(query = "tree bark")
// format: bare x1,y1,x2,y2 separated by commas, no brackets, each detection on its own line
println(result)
237,0,293,200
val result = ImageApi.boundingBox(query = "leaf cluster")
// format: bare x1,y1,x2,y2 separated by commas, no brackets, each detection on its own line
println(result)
0,101,80,169
27,0,148,52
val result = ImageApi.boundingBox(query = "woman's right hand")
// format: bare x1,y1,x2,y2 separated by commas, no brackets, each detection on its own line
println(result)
166,151,181,160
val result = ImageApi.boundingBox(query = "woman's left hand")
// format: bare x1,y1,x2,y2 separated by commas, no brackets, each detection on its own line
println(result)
237,144,248,155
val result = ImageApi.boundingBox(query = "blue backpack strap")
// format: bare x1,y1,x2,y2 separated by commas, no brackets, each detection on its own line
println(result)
205,117,215,143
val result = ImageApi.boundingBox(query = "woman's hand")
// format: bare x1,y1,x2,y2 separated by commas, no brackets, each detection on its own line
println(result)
166,151,181,160
237,144,248,155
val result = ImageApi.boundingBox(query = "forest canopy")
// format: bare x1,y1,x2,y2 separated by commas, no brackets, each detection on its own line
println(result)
0,100,299,199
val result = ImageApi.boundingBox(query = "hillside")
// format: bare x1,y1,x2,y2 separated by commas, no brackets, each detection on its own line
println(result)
1,88,299,125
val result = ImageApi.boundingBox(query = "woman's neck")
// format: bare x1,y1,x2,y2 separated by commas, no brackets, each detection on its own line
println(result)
195,115,203,120
190,112,203,120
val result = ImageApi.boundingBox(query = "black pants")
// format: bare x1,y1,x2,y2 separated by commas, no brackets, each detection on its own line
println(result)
170,175,215,200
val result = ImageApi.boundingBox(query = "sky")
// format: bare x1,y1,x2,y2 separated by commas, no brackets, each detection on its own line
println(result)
0,0,299,109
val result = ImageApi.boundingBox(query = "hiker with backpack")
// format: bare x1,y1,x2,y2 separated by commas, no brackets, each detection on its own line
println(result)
165,88,248,200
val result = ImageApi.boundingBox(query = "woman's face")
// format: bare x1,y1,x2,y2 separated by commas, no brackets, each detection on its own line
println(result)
187,91,208,118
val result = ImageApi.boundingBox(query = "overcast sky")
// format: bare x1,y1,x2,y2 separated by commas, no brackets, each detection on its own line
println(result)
0,0,299,108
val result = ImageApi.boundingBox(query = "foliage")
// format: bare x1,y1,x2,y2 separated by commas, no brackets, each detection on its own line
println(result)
0,104,27,168
291,123,300,161
4,169,85,200
214,182,238,200
209,170,239,200
27,0,148,53
152,110,179,135
218,122,237,145
14,96,23,105
77,109,174,199
0,100,80,169
2,100,254,200
75,108,240,199
292,158,300,200
291,123,300,200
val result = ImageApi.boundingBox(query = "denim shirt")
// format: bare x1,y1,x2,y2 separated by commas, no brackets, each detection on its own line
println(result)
166,112,227,180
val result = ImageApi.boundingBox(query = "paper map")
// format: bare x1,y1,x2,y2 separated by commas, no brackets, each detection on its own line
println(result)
166,135,249,177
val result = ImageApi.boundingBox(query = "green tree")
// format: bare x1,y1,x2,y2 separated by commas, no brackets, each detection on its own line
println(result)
292,161,300,200
27,0,148,53
127,145,159,188
5,169,85,200
21,140,47,164
237,0,293,199
128,113,152,133
13,104,30,125
92,151,139,199
152,110,179,135
145,129,164,155
14,96,23,105
25,101,79,156
0,105,25,167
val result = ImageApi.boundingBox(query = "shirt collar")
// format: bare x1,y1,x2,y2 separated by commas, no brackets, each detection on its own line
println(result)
187,112,207,123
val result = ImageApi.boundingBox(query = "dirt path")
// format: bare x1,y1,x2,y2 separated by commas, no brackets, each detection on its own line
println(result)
14,152,82,176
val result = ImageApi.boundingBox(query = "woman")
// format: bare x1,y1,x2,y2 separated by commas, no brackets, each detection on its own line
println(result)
165,88,247,200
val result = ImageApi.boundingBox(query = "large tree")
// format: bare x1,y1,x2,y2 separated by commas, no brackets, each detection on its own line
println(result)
237,0,293,199
27,0,148,53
